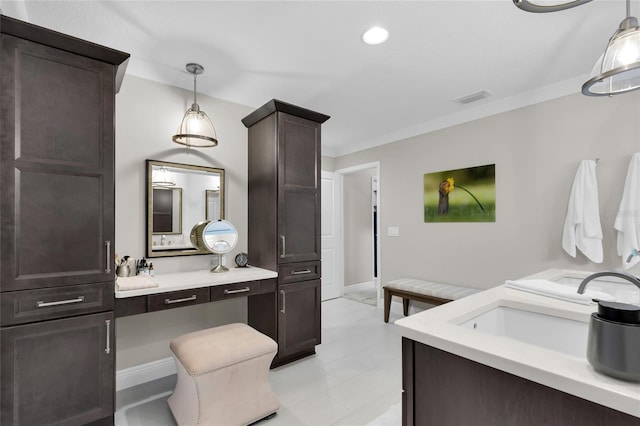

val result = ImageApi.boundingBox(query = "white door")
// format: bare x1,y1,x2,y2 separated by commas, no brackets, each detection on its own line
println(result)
321,171,343,301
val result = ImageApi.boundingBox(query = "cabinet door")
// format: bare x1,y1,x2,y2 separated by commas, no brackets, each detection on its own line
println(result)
0,34,115,291
277,280,321,359
277,113,321,263
0,311,114,425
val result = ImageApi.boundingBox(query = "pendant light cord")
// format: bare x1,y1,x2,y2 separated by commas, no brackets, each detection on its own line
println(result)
193,73,198,107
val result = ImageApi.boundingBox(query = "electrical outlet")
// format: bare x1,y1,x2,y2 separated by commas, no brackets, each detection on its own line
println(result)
388,226,400,237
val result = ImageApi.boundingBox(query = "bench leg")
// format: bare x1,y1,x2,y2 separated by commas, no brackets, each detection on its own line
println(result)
384,288,391,323
403,298,410,316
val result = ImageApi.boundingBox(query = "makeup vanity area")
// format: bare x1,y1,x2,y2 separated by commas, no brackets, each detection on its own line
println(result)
0,14,328,425
115,268,278,317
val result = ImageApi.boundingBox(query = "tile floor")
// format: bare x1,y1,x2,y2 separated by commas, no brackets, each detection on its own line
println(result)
115,297,404,426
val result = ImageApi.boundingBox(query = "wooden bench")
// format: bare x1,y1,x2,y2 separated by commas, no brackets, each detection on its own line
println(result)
383,278,481,323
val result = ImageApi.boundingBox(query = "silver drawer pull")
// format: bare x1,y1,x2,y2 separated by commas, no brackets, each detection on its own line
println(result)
105,241,111,273
291,269,312,275
165,295,197,305
105,319,111,354
37,296,85,308
280,290,286,314
280,235,286,257
224,287,251,295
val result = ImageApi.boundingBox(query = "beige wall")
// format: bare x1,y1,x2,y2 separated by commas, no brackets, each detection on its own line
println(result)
322,155,336,171
343,168,376,286
114,75,253,369
335,93,640,289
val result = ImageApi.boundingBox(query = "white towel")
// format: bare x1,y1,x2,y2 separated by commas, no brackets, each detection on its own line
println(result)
116,274,159,291
614,153,640,269
561,160,603,263
505,279,616,305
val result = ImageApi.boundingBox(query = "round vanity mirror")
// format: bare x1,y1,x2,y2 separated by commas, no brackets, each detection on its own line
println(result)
190,220,238,272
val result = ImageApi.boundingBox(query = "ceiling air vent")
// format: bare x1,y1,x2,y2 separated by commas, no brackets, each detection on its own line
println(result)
454,90,493,105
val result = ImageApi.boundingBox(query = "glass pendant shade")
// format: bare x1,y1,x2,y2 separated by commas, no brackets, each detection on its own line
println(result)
513,0,593,13
172,63,218,148
152,166,175,187
172,103,218,147
583,4,640,96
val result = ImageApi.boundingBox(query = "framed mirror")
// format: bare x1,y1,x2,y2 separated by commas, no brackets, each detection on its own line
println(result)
146,160,225,258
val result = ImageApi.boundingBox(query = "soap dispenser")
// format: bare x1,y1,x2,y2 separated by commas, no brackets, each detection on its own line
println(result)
587,300,640,382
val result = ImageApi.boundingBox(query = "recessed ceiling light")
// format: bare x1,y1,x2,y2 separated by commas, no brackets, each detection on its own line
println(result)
362,26,389,45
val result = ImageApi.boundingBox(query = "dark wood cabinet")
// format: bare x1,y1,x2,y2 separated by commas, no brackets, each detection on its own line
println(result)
277,280,321,360
0,15,128,425
243,100,329,366
1,312,115,426
402,338,640,426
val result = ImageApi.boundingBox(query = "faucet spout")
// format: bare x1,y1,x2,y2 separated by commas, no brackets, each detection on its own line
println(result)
577,271,640,295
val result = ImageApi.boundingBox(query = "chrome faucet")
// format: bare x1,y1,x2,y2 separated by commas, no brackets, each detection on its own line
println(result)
577,271,640,295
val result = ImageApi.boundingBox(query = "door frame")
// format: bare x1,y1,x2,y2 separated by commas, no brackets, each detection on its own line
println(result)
335,161,381,307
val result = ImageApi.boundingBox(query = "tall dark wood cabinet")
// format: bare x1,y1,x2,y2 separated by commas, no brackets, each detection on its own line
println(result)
243,100,329,366
0,16,129,425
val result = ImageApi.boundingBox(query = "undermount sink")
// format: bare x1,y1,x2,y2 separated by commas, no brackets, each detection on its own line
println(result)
459,304,588,358
550,273,640,304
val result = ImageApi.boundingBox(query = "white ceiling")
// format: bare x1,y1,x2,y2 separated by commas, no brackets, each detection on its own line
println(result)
0,0,633,156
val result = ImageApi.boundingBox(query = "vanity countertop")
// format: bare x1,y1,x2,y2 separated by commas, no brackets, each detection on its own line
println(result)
115,266,277,298
394,268,640,418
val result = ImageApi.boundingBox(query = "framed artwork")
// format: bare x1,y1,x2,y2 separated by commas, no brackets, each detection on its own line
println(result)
424,164,496,222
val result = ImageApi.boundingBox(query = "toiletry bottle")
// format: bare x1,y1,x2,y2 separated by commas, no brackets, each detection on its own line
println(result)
149,263,154,277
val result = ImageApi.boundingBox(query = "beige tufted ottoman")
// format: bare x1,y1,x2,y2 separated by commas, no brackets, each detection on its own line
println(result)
167,323,280,426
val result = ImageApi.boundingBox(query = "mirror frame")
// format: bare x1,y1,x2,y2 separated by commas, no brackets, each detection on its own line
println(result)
146,160,225,258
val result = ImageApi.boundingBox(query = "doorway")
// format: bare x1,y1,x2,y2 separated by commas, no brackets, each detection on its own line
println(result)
335,162,381,307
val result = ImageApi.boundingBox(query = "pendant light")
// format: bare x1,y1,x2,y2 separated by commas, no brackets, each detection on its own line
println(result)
582,0,640,96
172,63,218,147
152,166,175,187
513,0,593,13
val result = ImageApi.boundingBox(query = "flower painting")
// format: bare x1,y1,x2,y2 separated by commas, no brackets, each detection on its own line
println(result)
424,164,496,222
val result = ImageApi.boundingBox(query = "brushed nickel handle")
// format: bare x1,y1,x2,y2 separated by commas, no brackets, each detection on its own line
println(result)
165,295,197,305
105,319,111,354
37,296,84,308
280,235,286,258
291,269,312,275
224,287,251,295
105,241,111,273
280,290,286,314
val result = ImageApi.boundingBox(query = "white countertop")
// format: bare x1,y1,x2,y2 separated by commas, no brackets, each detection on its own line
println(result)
115,266,277,298
395,268,640,418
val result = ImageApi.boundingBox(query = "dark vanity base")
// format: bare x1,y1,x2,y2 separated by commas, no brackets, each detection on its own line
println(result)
402,338,640,426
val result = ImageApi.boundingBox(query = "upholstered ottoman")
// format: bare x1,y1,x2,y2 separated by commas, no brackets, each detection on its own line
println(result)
167,323,280,426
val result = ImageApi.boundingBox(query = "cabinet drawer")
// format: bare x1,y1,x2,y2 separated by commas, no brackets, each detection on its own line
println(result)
278,261,321,284
147,287,209,312
210,280,261,301
0,282,114,326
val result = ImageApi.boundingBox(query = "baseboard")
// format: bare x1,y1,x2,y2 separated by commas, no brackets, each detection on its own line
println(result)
344,281,374,293
116,357,176,391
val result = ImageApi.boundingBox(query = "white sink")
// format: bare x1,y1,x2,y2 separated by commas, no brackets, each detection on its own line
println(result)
550,273,640,304
459,305,588,358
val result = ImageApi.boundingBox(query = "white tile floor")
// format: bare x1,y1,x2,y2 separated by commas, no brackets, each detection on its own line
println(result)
115,297,404,426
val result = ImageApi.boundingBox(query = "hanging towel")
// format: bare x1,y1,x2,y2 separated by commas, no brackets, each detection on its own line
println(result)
614,153,640,269
562,160,603,263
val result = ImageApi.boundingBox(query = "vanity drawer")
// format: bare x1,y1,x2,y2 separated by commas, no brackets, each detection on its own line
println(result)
0,282,114,326
210,280,261,301
147,287,210,312
278,261,321,284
